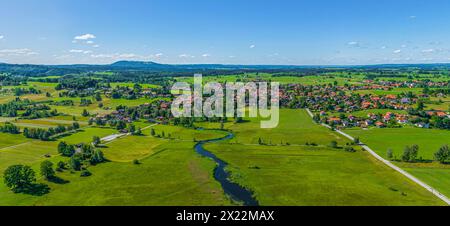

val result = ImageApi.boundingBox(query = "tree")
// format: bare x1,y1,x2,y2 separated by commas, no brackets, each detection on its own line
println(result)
402,146,411,162
416,100,424,111
3,165,36,192
116,120,126,130
133,127,142,136
82,109,89,117
150,128,156,136
402,145,419,162
56,161,66,172
70,155,82,171
58,141,74,157
353,137,360,144
90,149,105,164
92,136,101,147
329,141,338,149
40,160,55,180
258,137,263,145
434,145,449,164
410,145,419,162
72,122,80,130
80,169,92,177
387,149,394,160
128,124,136,134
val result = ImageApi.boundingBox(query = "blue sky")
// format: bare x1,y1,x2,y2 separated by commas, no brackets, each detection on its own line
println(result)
1,0,450,65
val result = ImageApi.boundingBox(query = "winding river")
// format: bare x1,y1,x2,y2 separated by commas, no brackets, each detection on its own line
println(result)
194,132,259,206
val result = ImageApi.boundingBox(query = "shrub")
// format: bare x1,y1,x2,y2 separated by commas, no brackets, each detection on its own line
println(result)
80,170,92,177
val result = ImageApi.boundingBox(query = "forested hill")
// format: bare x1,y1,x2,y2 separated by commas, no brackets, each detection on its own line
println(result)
2,61,450,77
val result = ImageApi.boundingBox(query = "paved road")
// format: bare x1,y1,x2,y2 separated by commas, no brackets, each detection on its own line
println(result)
305,108,450,205
101,124,158,145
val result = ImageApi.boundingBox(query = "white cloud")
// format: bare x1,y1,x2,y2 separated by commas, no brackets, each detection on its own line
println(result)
149,53,163,59
0,35,4,40
70,49,92,54
202,53,210,57
381,46,387,49
74,33,96,40
249,44,256,49
90,53,149,61
92,44,100,48
86,40,94,44
0,48,38,56
409,15,417,19
401,44,407,48
348,41,359,46
421,49,435,53
179,54,195,58
393,49,402,54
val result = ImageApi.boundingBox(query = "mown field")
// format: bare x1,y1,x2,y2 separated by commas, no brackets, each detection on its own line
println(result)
0,124,232,206
344,127,450,199
1,76,449,206
205,109,445,205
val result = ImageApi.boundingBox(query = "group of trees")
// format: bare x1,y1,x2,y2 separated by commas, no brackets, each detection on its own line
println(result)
12,87,41,96
21,108,58,119
387,144,450,164
23,122,80,141
3,165,37,193
0,123,20,134
58,141,105,166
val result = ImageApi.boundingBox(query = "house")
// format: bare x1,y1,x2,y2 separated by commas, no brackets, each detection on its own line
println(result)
400,98,410,104
375,121,386,128
436,111,447,117
365,120,374,126
386,94,397,100
415,122,430,128
328,117,342,124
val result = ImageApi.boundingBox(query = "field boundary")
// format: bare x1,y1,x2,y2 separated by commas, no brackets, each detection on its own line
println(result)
305,108,450,205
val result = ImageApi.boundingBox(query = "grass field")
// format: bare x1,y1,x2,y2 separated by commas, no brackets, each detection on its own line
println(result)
1,75,449,206
0,141,231,206
229,110,345,145
0,125,233,206
344,127,450,160
344,127,450,199
205,109,445,205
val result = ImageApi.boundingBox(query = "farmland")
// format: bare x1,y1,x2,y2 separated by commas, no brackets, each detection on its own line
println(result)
345,127,450,198
0,67,449,206
205,110,444,205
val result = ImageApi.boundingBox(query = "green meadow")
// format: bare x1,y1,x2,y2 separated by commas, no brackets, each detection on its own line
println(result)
205,109,444,205
0,122,232,206
345,127,450,198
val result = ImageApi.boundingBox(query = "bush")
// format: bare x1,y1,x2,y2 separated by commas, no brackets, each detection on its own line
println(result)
40,160,55,180
344,146,356,152
133,159,141,165
329,141,338,149
80,170,92,177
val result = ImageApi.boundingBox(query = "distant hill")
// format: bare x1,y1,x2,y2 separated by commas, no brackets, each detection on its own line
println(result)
110,61,173,69
1,61,450,76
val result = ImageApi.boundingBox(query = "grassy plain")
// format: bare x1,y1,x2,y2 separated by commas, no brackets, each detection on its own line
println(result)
205,109,444,205
344,127,450,198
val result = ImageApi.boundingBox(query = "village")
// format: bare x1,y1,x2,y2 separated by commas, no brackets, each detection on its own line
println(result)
279,79,450,130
